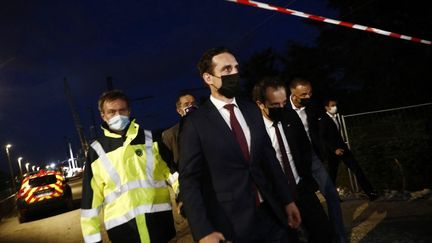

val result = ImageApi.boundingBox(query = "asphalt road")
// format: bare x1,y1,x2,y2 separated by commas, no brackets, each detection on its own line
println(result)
0,177,110,243
1,178,431,243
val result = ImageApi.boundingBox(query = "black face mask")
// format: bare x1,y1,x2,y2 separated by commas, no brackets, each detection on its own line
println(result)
268,107,284,122
299,98,311,107
218,73,240,98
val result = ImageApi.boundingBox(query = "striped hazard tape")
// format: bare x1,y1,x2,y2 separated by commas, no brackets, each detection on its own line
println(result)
226,0,431,46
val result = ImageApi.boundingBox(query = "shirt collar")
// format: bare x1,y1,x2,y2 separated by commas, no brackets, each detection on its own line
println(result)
289,95,305,111
210,95,238,110
262,115,276,129
326,111,337,118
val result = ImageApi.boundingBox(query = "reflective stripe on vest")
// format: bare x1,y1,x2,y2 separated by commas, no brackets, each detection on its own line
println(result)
144,130,154,180
89,129,171,229
90,140,122,187
90,129,158,200
104,179,167,204
81,206,102,218
105,202,172,230
83,232,102,243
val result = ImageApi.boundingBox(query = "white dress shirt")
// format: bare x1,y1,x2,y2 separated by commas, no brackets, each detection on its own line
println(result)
326,112,340,130
263,117,300,184
210,95,262,201
210,95,251,152
290,95,311,140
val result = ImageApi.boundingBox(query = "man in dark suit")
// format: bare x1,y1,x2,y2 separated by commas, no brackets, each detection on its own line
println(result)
179,47,301,243
320,98,378,200
288,78,348,243
253,77,333,243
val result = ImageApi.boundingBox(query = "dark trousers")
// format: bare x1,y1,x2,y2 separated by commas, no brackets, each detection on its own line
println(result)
237,202,296,243
108,211,175,243
328,150,374,194
296,181,333,243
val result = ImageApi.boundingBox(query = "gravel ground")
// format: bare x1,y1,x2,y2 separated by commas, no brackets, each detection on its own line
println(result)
171,190,432,243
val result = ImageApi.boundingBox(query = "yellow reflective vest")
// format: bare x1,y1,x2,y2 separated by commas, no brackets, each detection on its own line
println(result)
80,120,176,243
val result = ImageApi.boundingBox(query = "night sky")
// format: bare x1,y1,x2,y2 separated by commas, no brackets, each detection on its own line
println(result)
0,0,337,173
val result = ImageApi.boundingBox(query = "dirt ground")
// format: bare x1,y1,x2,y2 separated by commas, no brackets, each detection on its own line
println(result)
1,186,431,243
170,193,432,243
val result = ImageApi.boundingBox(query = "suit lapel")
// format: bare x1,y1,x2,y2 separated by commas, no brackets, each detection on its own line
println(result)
204,100,246,161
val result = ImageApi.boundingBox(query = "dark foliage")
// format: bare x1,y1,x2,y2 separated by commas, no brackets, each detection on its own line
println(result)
241,0,432,190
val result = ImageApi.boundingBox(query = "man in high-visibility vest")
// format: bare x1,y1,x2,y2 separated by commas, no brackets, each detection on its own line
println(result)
81,90,177,243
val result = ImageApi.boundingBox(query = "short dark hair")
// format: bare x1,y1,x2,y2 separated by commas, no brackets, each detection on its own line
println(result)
197,47,233,76
175,91,195,108
323,97,338,107
289,77,311,90
252,76,286,103
98,90,130,112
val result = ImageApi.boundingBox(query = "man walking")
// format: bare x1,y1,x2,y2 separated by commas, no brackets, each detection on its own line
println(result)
321,97,378,200
81,90,176,243
179,47,301,243
289,78,348,243
253,77,333,243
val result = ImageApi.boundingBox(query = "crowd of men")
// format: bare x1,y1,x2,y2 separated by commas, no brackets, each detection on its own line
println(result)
80,47,377,243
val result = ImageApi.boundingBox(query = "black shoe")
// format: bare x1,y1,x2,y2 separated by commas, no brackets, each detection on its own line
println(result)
367,192,379,201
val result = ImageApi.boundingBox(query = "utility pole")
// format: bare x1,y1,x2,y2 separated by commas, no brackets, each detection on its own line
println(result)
64,78,89,155
88,107,98,139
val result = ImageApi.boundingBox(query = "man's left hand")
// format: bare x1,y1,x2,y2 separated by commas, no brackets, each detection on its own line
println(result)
285,202,301,229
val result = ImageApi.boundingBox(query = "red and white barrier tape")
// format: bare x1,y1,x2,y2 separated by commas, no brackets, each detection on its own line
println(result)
226,0,431,46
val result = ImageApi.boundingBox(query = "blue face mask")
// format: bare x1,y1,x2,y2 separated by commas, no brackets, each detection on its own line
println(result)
107,115,130,132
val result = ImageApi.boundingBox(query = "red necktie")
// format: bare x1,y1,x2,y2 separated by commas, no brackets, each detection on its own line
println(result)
224,104,260,206
273,122,297,199
224,104,250,161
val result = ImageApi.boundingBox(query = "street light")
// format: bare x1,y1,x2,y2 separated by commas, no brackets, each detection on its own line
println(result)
25,162,30,173
5,144,16,191
32,165,36,171
17,156,23,179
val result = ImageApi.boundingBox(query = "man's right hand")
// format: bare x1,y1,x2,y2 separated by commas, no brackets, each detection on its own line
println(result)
335,148,345,156
285,202,301,229
176,201,183,216
199,232,225,243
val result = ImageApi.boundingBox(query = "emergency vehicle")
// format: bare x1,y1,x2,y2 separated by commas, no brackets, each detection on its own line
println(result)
16,169,73,223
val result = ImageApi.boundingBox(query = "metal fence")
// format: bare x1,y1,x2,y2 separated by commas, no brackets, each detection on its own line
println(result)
338,103,432,192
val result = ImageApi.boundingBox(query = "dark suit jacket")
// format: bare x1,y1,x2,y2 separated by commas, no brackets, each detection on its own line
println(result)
286,103,326,161
304,104,327,159
318,114,349,158
179,98,293,241
280,109,317,190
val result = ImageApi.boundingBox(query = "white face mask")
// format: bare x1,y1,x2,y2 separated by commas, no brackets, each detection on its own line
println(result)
329,106,338,114
107,115,130,132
